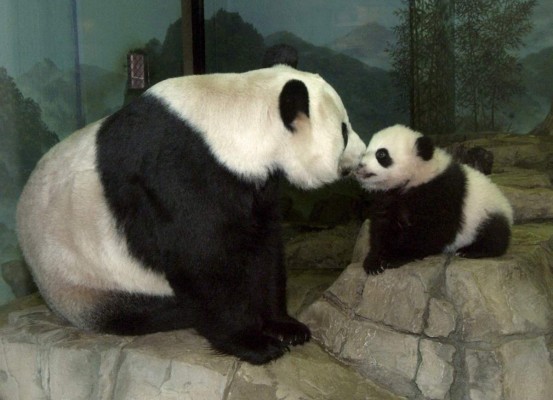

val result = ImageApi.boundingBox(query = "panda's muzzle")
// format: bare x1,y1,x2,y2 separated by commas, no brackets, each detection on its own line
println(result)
358,172,376,179
354,164,376,179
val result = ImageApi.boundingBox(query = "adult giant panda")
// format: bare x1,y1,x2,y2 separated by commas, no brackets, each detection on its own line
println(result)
16,63,365,365
354,124,513,275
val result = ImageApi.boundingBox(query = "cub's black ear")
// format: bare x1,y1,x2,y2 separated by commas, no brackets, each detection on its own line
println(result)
262,44,298,68
279,79,310,132
416,136,434,161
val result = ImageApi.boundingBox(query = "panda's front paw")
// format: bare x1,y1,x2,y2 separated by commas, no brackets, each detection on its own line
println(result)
363,253,386,275
208,329,288,365
264,317,311,346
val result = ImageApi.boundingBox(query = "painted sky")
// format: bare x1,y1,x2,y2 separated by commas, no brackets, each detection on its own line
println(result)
205,0,402,45
77,0,181,72
0,0,181,76
1,0,552,77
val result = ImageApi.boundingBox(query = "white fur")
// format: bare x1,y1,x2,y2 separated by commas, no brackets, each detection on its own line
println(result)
149,65,364,189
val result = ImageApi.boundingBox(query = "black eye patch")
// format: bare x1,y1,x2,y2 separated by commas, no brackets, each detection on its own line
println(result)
341,123,348,148
375,148,393,168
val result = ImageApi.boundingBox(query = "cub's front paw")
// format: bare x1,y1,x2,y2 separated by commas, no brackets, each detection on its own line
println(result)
363,253,386,275
264,317,311,346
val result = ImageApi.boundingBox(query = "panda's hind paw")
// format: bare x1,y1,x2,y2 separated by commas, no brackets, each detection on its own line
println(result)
264,317,311,346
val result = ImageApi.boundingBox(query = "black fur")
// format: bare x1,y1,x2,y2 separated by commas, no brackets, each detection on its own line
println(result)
457,213,511,258
364,163,466,274
279,79,309,132
341,123,349,148
376,148,393,168
416,136,434,161
95,94,310,364
363,161,511,275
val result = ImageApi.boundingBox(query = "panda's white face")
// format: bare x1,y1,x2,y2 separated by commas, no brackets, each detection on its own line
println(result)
355,124,450,191
148,65,365,190
275,75,366,189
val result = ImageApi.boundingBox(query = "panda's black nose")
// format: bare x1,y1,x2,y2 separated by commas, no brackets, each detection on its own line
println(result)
341,167,352,177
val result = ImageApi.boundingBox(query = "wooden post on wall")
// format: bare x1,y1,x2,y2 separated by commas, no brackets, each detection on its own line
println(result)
181,0,205,75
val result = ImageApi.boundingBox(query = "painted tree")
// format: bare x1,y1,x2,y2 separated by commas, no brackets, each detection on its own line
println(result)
389,0,536,133
389,0,456,134
0,67,58,194
456,0,536,131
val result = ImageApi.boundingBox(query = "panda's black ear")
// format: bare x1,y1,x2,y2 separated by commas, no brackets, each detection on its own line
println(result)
279,79,310,132
262,44,299,68
416,136,434,161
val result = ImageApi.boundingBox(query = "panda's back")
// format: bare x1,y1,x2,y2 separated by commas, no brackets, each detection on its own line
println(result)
446,164,513,251
16,119,175,301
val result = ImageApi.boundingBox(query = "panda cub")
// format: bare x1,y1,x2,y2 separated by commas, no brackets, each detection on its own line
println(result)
355,124,513,275
17,62,365,365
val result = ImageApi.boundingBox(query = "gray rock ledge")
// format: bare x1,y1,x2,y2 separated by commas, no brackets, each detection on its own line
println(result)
300,220,553,400
0,270,400,400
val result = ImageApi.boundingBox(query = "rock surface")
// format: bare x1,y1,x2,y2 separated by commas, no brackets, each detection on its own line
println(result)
300,222,553,400
0,270,400,400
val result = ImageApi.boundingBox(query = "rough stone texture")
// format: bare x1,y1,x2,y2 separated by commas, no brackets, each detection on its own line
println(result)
499,185,553,222
300,223,553,400
491,167,551,189
356,259,443,334
489,167,553,223
415,340,455,400
0,271,401,400
424,298,456,338
445,256,552,342
458,135,553,171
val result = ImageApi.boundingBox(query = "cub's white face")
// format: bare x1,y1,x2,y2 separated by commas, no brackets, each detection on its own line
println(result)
355,124,449,191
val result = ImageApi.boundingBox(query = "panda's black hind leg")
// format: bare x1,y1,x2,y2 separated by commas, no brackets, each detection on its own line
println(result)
91,292,199,335
458,213,511,258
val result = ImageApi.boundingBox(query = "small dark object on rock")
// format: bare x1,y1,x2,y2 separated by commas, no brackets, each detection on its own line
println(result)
262,44,299,69
451,144,494,175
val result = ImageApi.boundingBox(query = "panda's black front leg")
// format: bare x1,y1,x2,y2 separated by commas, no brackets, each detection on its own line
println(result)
363,250,387,275
261,245,311,346
364,252,417,274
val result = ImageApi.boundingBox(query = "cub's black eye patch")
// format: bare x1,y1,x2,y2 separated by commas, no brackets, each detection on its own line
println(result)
375,148,393,168
341,123,348,148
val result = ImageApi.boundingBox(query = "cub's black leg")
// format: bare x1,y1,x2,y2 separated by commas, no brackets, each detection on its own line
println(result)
458,214,511,258
363,252,420,275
